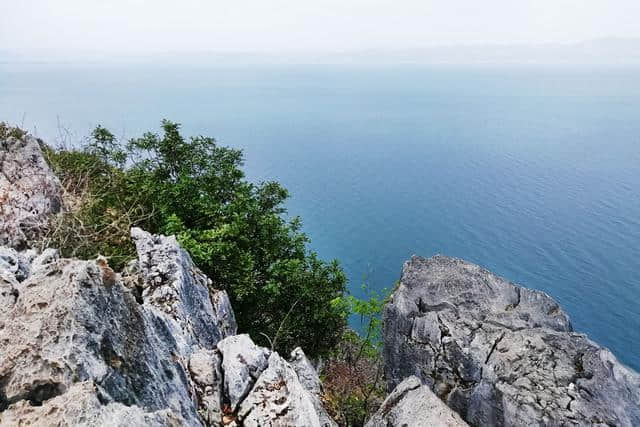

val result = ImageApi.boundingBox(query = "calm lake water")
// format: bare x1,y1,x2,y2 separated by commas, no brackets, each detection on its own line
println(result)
1,63,639,370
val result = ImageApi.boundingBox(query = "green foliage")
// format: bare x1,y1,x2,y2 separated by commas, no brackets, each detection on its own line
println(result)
324,284,390,426
332,284,390,355
43,120,348,357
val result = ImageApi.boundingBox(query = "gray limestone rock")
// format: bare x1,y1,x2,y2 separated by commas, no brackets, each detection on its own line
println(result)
0,231,337,426
383,255,640,426
238,352,324,427
0,134,61,249
0,254,204,424
0,230,237,426
217,334,271,411
131,227,238,352
189,349,224,425
290,347,323,396
0,382,185,427
365,376,468,427
290,347,337,427
214,335,338,426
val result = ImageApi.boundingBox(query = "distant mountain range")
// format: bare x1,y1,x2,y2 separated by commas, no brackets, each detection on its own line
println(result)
2,38,640,66
338,38,640,65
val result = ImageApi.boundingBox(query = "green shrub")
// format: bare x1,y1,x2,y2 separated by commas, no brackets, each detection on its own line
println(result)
42,120,347,357
323,285,390,426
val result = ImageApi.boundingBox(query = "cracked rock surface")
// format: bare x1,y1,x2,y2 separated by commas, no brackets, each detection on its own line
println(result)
383,255,640,426
0,230,237,426
365,376,468,427
0,134,61,249
0,232,335,426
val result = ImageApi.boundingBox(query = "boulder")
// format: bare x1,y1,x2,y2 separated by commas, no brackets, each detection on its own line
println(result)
290,347,323,396
188,349,224,425
0,382,185,427
365,376,468,427
383,255,640,426
0,133,61,249
131,227,238,353
214,335,337,427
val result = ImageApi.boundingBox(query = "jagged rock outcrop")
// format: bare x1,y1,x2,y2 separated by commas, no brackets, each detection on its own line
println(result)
213,335,337,427
0,230,236,426
0,232,337,426
217,334,270,412
290,346,336,427
365,376,468,427
383,255,640,426
131,228,238,356
0,133,61,249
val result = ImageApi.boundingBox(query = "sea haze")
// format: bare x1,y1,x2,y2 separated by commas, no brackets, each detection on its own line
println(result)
1,63,639,370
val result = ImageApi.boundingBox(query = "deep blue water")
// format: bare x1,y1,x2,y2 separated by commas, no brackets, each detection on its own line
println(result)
1,64,639,370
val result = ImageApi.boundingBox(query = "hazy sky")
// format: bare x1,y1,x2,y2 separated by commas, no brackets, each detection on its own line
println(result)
2,0,640,56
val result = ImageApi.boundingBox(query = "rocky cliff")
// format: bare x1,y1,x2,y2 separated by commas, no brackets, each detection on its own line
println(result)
0,228,336,426
0,131,342,426
383,255,640,426
2,129,639,426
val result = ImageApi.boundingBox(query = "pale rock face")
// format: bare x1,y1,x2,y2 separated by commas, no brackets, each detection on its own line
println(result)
383,255,640,427
217,334,271,412
365,376,468,427
0,134,62,249
238,352,323,427
290,347,337,427
290,346,323,396
213,335,338,427
188,349,224,425
131,227,238,353
0,230,237,426
0,231,335,426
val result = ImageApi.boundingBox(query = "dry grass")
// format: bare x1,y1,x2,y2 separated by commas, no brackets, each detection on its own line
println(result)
35,150,153,270
0,122,28,140
321,331,386,426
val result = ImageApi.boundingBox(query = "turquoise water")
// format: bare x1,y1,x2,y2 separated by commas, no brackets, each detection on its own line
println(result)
1,64,639,370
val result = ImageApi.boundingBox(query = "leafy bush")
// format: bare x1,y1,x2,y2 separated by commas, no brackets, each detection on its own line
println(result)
42,120,347,357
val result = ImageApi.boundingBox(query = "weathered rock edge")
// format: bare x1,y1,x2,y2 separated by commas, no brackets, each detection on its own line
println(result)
383,255,640,426
0,133,62,249
0,230,335,426
365,375,468,427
